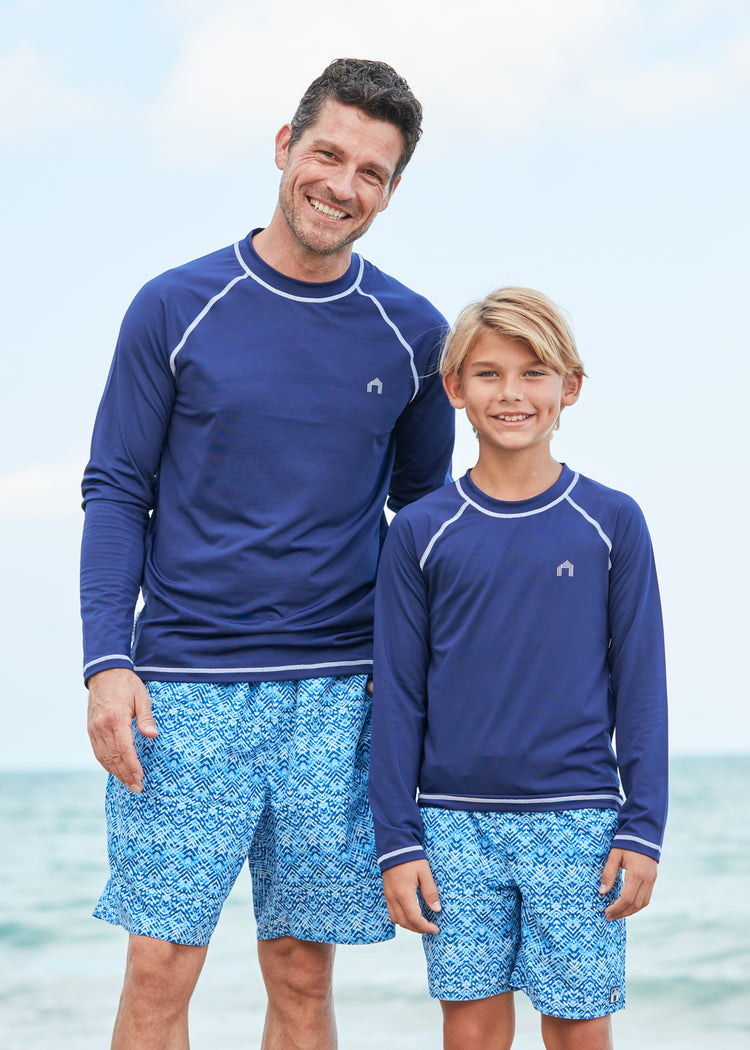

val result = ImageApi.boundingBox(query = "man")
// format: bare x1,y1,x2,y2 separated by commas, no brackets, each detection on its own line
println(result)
81,59,454,1049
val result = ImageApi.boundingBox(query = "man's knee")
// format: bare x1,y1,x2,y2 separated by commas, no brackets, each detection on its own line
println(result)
258,936,336,1004
124,934,207,1006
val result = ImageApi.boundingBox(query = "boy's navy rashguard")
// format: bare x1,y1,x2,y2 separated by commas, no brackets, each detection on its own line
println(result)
369,466,668,870
80,231,454,683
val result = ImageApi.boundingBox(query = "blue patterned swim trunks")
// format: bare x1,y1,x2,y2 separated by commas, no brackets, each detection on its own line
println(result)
94,677,394,947
421,807,626,1019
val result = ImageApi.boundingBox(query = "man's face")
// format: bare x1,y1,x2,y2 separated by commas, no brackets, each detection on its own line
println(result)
274,98,404,259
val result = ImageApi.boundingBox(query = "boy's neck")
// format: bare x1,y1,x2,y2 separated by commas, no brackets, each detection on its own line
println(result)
469,449,563,502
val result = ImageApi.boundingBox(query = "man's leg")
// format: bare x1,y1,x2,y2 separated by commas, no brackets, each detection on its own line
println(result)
257,937,337,1050
111,934,208,1050
541,1013,613,1050
441,992,515,1050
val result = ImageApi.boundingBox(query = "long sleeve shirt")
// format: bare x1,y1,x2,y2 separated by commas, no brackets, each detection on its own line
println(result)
80,230,454,683
369,467,668,871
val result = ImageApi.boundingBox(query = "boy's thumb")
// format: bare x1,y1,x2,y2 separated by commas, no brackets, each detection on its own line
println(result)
599,852,622,895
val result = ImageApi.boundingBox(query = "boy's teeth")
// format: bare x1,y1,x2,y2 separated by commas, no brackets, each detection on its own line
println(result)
310,198,346,219
499,414,529,421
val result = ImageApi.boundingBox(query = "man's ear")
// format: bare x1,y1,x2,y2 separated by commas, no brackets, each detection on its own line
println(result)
561,372,583,408
378,175,401,213
274,124,293,172
443,371,465,409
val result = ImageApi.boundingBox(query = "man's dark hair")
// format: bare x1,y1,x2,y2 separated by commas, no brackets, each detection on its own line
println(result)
289,58,423,183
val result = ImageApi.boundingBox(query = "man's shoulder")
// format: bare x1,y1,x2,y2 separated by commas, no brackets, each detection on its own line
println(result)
358,257,447,331
139,240,242,299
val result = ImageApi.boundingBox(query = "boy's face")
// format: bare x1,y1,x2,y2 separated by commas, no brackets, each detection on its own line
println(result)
443,330,582,459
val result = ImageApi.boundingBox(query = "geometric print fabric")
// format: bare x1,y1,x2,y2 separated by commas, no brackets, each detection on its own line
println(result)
421,808,626,1019
94,677,394,946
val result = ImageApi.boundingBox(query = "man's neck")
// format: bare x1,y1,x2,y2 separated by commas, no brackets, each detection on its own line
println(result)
253,212,353,283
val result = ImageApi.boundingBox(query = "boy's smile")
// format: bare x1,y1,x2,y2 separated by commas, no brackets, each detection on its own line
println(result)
444,330,582,475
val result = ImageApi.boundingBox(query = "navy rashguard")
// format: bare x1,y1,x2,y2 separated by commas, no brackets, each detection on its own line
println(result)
80,231,454,683
369,466,668,870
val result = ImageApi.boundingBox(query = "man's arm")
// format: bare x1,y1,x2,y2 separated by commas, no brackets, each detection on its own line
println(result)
388,323,454,512
81,280,176,785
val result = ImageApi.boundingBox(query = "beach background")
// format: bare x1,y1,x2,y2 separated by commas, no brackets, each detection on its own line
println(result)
2,1,749,1046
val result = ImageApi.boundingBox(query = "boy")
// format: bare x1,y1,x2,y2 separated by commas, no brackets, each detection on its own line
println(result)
369,288,668,1050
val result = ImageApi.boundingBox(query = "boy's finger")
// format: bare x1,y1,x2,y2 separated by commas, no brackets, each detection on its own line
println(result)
599,850,623,895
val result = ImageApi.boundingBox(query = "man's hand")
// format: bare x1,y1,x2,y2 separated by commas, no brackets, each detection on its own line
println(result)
87,668,158,793
382,859,442,934
599,848,658,921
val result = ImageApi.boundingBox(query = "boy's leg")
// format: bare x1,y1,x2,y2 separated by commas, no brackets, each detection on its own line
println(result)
111,935,208,1050
541,1013,612,1050
441,992,515,1050
257,937,337,1050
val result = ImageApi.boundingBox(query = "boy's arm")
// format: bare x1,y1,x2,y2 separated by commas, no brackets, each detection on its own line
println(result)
382,859,441,934
368,514,431,874
608,498,669,865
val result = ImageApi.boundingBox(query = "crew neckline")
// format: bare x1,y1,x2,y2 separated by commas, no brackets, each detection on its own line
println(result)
235,229,363,300
457,465,577,516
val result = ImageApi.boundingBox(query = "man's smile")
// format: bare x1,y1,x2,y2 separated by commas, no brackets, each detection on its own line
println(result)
308,196,350,220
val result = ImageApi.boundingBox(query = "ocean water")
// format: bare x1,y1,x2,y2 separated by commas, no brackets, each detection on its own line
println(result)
1,757,748,1049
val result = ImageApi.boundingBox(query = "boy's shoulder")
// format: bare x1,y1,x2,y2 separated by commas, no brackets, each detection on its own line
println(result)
388,478,464,544
568,470,647,524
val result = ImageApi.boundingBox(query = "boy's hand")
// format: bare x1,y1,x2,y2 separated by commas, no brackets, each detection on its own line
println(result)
599,848,658,921
382,859,442,934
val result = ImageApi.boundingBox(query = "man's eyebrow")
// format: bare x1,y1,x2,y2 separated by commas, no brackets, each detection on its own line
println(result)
309,137,392,180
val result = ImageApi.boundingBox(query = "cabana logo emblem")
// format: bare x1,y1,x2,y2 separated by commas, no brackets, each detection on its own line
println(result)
556,560,574,577
366,377,383,394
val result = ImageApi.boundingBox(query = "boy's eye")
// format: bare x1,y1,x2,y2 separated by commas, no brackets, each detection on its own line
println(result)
525,370,544,377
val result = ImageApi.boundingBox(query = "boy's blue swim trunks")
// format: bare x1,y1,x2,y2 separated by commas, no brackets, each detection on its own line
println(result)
421,807,626,1019
94,677,394,946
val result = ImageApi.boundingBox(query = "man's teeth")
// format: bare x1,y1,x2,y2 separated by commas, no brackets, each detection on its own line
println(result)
310,198,347,219
498,414,530,421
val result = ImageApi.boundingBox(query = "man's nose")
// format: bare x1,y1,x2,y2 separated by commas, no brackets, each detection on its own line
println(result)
325,166,356,202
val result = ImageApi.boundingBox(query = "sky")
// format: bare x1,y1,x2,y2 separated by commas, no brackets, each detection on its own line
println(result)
1,0,748,769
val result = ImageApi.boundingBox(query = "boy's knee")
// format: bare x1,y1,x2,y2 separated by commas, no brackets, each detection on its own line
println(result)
541,1013,613,1050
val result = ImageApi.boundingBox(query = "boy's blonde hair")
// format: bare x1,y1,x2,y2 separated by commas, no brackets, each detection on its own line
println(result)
440,287,586,380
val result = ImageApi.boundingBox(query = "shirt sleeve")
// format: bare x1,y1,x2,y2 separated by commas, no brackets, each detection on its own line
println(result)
79,282,176,682
387,321,454,513
608,499,669,861
369,514,431,872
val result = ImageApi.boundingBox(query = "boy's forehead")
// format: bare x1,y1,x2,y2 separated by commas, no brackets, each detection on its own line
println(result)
469,331,540,363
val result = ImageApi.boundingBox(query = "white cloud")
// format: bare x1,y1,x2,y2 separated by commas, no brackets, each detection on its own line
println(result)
0,448,87,522
145,0,750,166
0,45,94,139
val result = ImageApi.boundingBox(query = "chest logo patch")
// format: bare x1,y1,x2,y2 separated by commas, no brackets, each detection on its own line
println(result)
556,560,574,577
367,377,383,394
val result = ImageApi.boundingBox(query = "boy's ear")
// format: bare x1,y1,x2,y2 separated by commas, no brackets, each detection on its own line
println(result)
443,371,465,409
561,372,583,408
